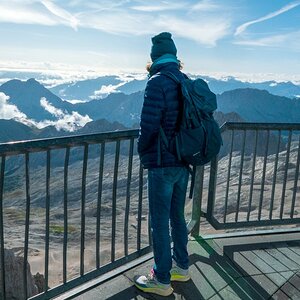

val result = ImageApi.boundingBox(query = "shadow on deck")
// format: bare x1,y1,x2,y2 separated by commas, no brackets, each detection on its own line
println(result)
58,232,300,300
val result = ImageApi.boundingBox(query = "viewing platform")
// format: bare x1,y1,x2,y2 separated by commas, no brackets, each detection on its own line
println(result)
0,122,299,299
60,231,300,299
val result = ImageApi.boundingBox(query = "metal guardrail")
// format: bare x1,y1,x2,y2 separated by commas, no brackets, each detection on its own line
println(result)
204,122,300,230
0,130,153,300
0,122,299,299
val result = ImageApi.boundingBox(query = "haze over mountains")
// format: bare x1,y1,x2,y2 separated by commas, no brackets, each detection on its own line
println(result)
0,73,300,143
47,74,300,101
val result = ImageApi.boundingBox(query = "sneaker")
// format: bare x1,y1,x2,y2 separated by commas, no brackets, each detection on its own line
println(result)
170,264,191,282
134,269,173,296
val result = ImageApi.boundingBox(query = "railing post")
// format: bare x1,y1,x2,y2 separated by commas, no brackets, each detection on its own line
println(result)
111,140,120,262
0,156,6,300
206,156,218,221
44,150,51,292
189,166,204,237
63,147,70,283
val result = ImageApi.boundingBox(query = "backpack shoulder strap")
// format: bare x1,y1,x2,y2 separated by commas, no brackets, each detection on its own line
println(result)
159,71,181,84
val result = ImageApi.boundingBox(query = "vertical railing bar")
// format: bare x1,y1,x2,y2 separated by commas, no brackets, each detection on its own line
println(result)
137,163,143,251
247,129,258,221
280,130,292,219
224,130,234,223
269,130,281,220
124,138,134,257
258,130,270,221
111,140,120,263
290,135,300,218
191,165,204,236
96,142,105,269
235,130,246,223
23,152,31,299
63,147,70,284
0,156,6,300
206,157,219,220
80,144,89,276
148,210,152,246
44,150,51,291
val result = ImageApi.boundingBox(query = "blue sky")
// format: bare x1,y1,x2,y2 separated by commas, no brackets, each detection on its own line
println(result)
0,0,300,80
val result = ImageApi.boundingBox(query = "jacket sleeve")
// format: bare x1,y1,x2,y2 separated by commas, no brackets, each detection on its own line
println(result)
137,76,165,156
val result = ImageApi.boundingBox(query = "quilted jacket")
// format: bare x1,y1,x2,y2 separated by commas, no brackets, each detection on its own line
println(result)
137,62,186,169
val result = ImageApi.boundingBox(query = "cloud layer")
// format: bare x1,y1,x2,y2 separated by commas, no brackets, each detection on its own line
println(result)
39,97,92,131
0,92,92,131
3,0,298,50
0,0,78,29
0,92,29,121
0,0,231,46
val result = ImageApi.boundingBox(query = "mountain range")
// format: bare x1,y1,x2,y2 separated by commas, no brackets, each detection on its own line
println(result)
49,76,148,102
0,79,72,121
200,75,300,99
48,74,300,100
0,76,299,144
217,88,300,123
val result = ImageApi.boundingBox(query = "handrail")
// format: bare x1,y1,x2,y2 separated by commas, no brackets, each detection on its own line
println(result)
0,129,139,156
220,122,300,132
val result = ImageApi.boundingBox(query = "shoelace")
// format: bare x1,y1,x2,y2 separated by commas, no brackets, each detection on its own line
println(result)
146,268,156,281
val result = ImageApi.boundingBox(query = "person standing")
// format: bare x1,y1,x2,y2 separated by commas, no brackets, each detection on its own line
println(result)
135,32,191,297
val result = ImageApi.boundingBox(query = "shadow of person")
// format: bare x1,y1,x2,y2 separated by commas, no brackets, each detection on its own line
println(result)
105,284,176,300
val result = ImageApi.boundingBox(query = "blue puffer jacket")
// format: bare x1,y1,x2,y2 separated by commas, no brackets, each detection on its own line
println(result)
137,62,186,169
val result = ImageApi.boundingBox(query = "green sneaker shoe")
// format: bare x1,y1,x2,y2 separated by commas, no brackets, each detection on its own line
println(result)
134,269,173,296
170,264,191,282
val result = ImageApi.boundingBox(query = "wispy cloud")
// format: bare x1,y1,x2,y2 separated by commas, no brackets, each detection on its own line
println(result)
0,60,109,87
69,0,130,11
78,9,230,45
192,0,220,11
235,1,300,36
0,92,92,131
77,10,154,36
0,0,230,46
234,30,300,50
91,83,125,100
0,92,28,120
0,1,55,26
235,34,287,47
158,15,230,46
0,0,78,29
40,0,78,30
40,97,92,131
131,1,185,12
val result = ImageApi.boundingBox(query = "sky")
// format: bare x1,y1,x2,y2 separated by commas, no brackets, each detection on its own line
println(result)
0,0,300,81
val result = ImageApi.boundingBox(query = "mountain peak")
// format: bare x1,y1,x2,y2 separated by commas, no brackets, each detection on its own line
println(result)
26,78,41,86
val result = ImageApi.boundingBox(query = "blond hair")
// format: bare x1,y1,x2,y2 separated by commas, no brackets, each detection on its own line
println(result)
146,60,184,73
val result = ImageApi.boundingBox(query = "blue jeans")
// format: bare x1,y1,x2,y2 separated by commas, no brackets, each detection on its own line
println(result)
148,167,189,284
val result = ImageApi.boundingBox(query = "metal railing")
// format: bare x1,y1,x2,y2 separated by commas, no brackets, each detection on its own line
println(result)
192,122,300,231
0,130,153,300
0,122,299,299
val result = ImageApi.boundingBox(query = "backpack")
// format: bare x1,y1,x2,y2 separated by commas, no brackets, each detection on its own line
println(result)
158,71,222,167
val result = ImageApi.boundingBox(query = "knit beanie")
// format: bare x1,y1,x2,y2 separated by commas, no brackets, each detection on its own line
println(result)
150,32,177,62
